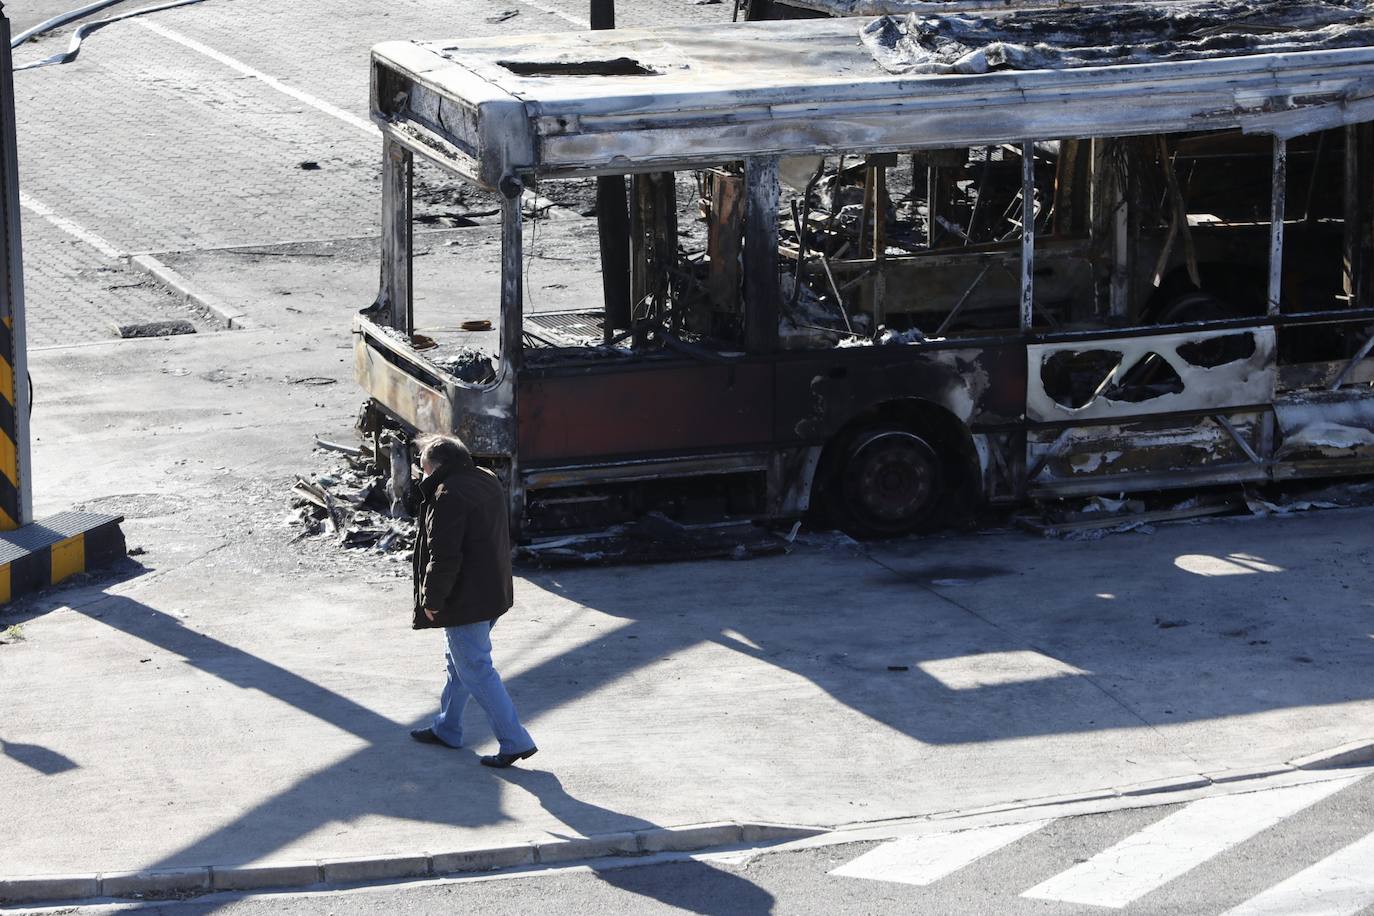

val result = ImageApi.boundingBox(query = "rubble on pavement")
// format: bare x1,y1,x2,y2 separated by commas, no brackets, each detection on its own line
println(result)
288,436,417,555
1016,479,1374,539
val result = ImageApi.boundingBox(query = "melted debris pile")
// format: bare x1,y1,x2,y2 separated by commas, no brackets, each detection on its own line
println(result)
516,514,798,566
288,437,417,554
376,326,496,384
862,0,1374,75
1016,479,1374,539
429,346,496,384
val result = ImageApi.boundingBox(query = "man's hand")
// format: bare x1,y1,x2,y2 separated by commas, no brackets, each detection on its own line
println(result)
424,607,439,622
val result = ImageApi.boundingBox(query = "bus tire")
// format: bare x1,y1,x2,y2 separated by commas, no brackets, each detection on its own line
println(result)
823,425,945,539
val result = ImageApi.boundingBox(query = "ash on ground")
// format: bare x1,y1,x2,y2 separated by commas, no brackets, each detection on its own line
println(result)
288,437,416,556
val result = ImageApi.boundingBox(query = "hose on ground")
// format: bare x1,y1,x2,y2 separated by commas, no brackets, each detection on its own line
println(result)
12,0,206,72
10,0,130,48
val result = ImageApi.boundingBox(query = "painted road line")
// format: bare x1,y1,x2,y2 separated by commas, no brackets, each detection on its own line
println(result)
18,192,123,259
137,20,380,138
1220,830,1374,916
1022,777,1360,909
830,820,1050,887
518,0,588,27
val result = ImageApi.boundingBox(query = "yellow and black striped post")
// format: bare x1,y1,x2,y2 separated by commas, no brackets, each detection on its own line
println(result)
0,0,30,532
0,2,125,604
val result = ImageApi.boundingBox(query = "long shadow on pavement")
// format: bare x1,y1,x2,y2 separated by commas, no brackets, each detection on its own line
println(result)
7,515,1373,914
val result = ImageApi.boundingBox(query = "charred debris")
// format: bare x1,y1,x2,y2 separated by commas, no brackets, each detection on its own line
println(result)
288,430,798,565
288,426,1374,561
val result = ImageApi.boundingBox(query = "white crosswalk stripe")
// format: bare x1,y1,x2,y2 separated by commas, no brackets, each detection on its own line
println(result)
829,820,1050,887
1219,831,1374,916
826,775,1373,914
1022,776,1360,908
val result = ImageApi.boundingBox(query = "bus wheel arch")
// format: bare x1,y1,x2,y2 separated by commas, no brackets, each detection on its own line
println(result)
811,399,981,539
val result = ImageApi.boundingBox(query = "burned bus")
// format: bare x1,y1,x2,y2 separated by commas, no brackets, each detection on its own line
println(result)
356,4,1374,540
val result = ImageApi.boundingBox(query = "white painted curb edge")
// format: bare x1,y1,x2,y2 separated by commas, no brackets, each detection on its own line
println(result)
0,822,825,905
129,254,251,330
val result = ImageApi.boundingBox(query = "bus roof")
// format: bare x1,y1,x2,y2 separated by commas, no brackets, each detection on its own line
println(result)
370,7,1374,188
766,0,1183,14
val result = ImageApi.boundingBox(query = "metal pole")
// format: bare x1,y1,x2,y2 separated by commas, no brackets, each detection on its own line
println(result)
500,182,526,538
1020,140,1035,333
743,155,780,353
590,0,614,29
1344,124,1360,305
591,0,631,340
377,138,413,333
1268,135,1287,317
0,1,34,527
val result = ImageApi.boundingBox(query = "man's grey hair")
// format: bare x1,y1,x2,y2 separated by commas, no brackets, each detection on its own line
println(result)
418,434,472,472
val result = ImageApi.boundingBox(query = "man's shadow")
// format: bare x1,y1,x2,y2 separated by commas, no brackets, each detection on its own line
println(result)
495,767,776,916
0,738,78,775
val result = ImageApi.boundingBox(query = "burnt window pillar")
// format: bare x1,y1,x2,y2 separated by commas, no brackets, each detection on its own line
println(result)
629,172,678,344
1268,136,1287,316
500,177,524,373
743,155,780,354
1020,140,1036,332
1344,124,1367,306
378,137,414,333
1090,139,1131,321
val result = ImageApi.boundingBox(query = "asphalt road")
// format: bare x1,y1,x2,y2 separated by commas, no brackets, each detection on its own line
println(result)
30,770,1374,916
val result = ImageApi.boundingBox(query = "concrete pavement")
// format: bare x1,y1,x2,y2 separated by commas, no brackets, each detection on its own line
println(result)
4,310,1374,889
3,0,1374,907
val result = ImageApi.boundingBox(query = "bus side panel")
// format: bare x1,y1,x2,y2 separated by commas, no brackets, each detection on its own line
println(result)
517,363,774,463
771,343,1026,444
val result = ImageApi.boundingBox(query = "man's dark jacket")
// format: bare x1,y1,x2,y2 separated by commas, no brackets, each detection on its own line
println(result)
412,458,514,629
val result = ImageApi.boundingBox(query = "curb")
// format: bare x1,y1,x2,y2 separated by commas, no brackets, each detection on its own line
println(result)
816,740,1374,840
0,821,824,905
1289,738,1374,770
129,253,250,330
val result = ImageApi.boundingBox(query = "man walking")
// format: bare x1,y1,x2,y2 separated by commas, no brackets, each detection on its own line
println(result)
409,434,537,768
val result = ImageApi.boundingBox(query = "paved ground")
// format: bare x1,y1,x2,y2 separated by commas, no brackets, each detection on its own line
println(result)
4,0,1374,910
7,0,730,347
12,768,1374,914
6,400,1374,879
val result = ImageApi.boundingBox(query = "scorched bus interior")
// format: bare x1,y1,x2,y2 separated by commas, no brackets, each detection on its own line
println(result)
355,6,1374,541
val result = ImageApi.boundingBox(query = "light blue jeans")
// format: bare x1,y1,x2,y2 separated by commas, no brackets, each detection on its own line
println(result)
431,620,534,754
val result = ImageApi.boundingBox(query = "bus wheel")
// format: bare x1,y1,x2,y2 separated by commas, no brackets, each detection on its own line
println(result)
827,427,944,538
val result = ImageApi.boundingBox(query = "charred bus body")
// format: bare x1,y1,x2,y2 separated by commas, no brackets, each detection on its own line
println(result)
357,5,1374,540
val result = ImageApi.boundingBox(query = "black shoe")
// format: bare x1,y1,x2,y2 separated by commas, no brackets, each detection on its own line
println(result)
480,746,538,768
410,727,459,748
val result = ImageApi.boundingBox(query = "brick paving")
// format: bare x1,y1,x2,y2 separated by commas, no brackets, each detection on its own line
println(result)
7,0,735,345
19,209,211,349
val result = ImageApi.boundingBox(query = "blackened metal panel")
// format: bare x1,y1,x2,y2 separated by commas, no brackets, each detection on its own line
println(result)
772,343,1026,444
518,362,775,462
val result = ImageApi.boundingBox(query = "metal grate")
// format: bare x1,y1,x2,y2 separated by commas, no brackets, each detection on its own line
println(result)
524,310,606,345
